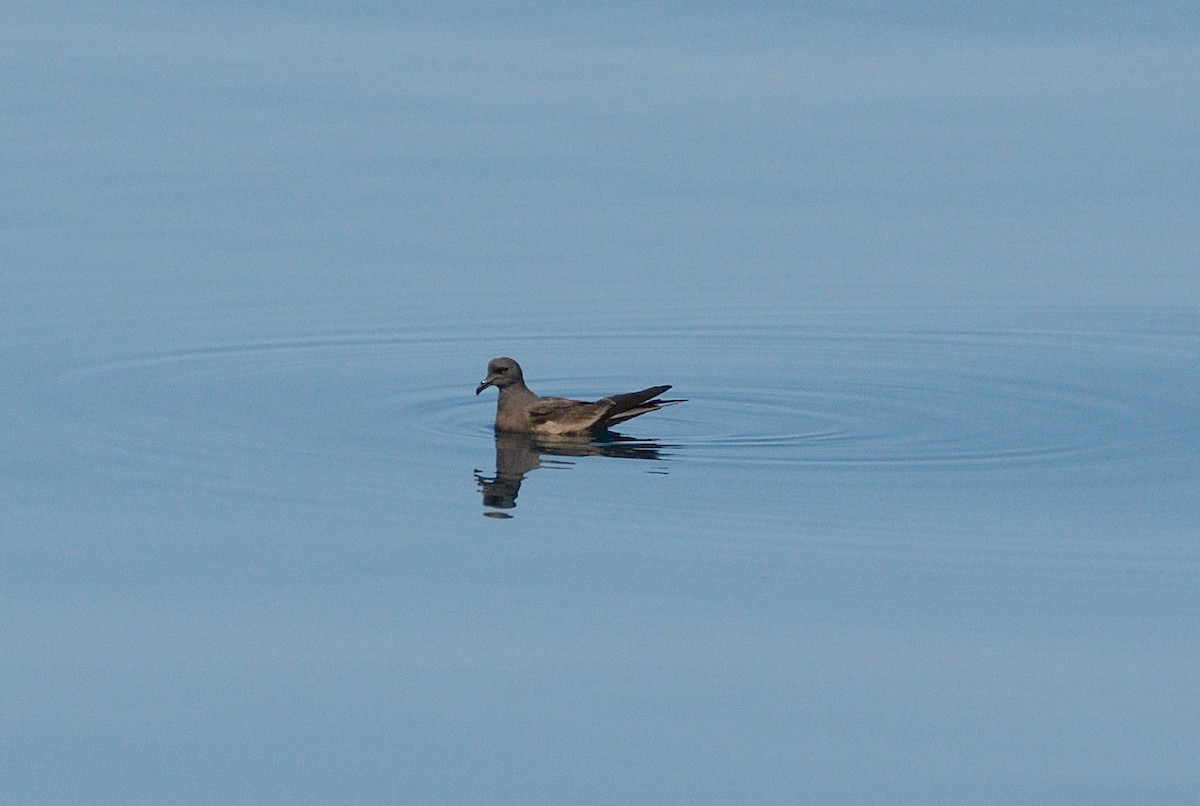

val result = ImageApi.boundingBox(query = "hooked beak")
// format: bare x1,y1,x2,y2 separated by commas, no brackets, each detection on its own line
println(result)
475,377,494,395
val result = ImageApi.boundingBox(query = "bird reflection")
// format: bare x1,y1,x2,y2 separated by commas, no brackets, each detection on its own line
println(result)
475,431,672,517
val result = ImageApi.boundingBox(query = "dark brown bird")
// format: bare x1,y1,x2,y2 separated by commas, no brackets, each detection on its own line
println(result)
475,357,684,434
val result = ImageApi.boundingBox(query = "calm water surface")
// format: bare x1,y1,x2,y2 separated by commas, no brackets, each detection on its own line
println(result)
4,3,1200,803
6,304,1198,803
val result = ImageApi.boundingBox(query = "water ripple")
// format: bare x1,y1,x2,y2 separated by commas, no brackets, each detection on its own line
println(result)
660,376,1137,467
44,319,1196,478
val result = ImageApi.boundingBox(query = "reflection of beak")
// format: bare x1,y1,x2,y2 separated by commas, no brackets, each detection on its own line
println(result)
475,378,493,395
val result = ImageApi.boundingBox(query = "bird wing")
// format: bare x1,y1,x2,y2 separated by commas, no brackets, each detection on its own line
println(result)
527,386,683,433
527,396,607,433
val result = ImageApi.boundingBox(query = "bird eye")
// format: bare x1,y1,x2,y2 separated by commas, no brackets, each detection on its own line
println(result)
496,366,508,373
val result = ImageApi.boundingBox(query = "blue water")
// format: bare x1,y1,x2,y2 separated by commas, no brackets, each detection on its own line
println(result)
4,5,1199,804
